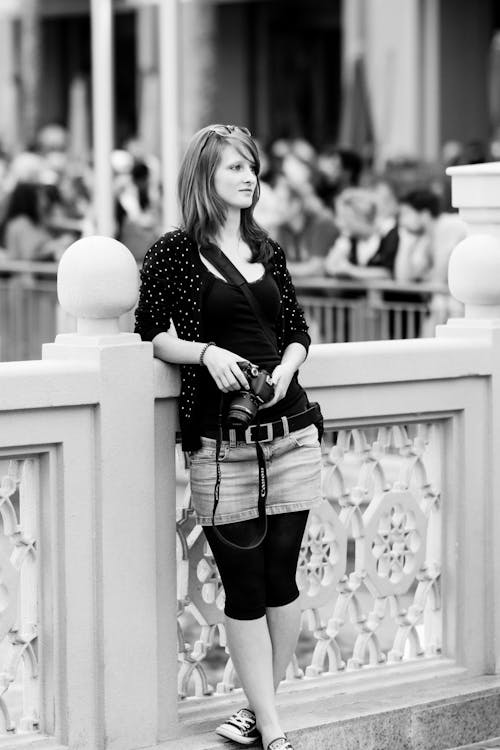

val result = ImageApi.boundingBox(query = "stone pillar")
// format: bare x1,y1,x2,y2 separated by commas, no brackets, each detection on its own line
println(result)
42,236,179,747
344,0,439,164
137,5,160,158
437,162,500,675
90,0,114,237
179,1,217,145
20,0,41,147
0,15,19,153
159,0,181,230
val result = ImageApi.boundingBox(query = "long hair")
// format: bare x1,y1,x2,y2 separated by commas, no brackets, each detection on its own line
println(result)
178,125,271,263
0,181,41,246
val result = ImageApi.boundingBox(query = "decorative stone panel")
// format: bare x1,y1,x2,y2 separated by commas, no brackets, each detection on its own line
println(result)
176,421,442,698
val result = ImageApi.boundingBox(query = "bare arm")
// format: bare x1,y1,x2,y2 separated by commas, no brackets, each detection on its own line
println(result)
341,263,390,280
152,329,206,364
152,330,249,393
286,257,325,277
260,342,308,410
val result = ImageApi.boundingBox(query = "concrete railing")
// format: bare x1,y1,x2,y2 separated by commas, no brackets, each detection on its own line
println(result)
1,163,500,749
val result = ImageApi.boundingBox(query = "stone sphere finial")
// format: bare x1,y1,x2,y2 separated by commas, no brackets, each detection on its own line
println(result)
57,236,139,335
448,233,500,318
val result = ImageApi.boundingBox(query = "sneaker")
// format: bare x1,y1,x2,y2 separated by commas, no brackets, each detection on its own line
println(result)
267,738,294,750
215,708,260,745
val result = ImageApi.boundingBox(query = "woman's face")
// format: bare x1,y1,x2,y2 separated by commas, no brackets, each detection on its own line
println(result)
213,143,257,210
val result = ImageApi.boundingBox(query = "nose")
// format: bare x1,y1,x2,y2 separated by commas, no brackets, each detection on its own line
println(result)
243,165,256,183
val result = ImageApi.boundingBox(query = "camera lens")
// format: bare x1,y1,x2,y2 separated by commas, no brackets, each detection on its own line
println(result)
226,391,259,427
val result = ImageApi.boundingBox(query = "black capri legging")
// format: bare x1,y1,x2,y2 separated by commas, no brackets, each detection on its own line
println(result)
203,510,309,620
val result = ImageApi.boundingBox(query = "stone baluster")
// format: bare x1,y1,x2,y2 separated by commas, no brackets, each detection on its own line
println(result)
443,163,500,320
438,162,500,675
41,236,178,748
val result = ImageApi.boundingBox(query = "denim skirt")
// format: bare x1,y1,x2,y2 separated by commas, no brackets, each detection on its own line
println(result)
189,423,323,525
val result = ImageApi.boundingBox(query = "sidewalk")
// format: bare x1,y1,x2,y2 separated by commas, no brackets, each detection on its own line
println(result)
449,741,500,750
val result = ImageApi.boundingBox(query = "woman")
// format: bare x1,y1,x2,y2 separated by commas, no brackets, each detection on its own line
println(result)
0,181,71,261
134,124,322,750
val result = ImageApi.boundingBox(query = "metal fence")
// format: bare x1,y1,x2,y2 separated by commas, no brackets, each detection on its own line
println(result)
293,277,461,343
0,260,461,361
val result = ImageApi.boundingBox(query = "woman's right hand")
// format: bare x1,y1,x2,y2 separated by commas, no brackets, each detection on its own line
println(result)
202,345,250,393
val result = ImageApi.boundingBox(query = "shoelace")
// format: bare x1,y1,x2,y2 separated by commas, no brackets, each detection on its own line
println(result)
268,738,292,750
229,709,256,731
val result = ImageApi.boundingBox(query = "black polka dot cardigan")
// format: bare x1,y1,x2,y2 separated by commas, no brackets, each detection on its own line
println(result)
134,228,311,451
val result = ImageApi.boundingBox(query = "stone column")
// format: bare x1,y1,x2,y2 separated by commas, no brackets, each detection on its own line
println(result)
179,1,217,146
345,0,437,164
90,0,114,236
137,5,160,158
0,14,19,153
42,236,179,747
437,162,500,675
20,0,41,147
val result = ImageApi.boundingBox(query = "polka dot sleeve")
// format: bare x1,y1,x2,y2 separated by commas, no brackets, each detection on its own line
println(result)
134,240,173,342
270,241,311,353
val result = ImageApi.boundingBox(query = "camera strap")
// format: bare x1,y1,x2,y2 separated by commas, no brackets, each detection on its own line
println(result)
211,396,268,550
199,244,273,550
199,243,277,351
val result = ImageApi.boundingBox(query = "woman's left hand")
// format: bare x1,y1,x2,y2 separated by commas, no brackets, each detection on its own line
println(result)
259,362,295,410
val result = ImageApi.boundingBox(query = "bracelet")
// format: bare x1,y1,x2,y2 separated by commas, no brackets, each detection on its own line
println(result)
199,341,216,366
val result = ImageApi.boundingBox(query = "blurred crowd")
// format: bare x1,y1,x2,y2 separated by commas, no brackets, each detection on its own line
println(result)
0,122,492,292
253,136,482,288
0,123,162,265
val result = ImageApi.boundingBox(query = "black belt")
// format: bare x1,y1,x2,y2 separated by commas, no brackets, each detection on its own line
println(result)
204,403,321,444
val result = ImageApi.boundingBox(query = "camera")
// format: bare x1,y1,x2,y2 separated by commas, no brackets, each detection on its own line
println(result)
226,361,275,428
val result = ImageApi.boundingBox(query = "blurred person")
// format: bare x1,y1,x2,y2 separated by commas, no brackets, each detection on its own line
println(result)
290,137,317,165
372,178,400,249
123,136,161,185
274,178,338,276
324,188,396,279
253,141,282,236
396,189,466,284
123,137,161,209
396,189,467,337
116,159,161,261
4,151,45,192
134,123,322,750
489,127,500,160
436,140,463,211
316,146,363,207
269,137,292,161
280,151,317,197
36,123,67,155
462,139,486,165
58,167,94,225
0,149,10,221
0,182,72,262
111,148,134,195
35,124,71,192
266,137,292,179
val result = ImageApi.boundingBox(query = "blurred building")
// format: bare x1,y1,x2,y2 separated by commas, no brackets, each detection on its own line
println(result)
0,0,498,164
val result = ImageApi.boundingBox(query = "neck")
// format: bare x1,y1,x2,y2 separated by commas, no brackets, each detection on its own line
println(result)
216,208,241,247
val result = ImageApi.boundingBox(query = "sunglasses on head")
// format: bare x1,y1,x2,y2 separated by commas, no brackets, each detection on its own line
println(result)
209,125,251,137
199,124,252,154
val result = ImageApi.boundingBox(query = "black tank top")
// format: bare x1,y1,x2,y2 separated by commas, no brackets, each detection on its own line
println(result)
199,269,308,432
